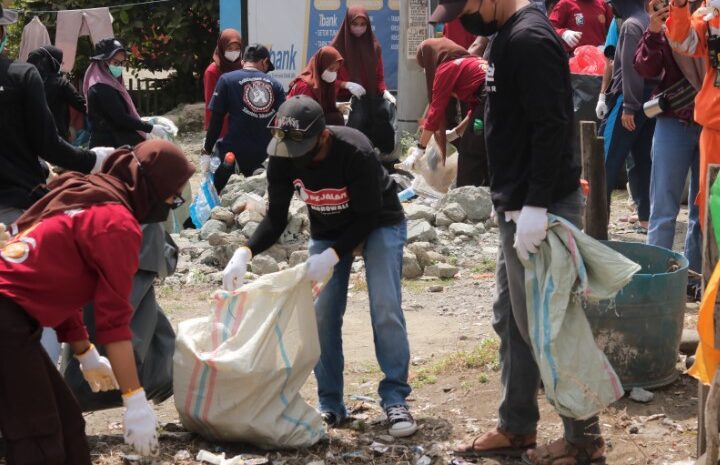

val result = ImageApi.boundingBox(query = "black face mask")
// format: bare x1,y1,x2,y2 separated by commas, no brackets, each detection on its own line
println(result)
460,11,499,37
140,202,171,224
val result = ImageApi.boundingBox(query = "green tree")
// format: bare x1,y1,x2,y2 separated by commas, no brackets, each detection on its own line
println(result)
6,0,220,107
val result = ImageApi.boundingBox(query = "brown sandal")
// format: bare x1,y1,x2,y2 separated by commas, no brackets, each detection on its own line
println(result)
522,437,606,465
454,429,537,458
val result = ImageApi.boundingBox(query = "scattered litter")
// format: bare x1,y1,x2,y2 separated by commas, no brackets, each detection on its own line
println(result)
159,431,194,441
449,459,473,465
342,450,371,461
371,441,391,454
629,387,654,403
349,394,378,403
661,418,686,432
644,413,666,422
196,450,248,465
307,461,325,465
376,434,395,443
174,450,192,460
416,455,433,465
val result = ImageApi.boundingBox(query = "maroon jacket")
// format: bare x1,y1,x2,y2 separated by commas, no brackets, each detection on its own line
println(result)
633,29,694,122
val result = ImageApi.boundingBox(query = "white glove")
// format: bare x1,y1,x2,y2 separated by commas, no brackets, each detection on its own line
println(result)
123,389,159,457
562,30,583,48
383,89,396,105
400,146,424,171
222,247,252,291
150,124,166,139
90,147,115,173
504,210,521,223
75,344,119,393
345,82,366,98
0,223,10,248
513,206,549,261
304,248,340,282
596,94,608,120
200,154,212,174
446,128,460,142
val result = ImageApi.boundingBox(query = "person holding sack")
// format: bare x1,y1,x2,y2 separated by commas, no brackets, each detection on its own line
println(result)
0,140,194,464
222,96,417,438
288,46,345,126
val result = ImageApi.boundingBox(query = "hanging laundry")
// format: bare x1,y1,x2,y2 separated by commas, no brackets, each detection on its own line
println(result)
55,7,114,72
18,16,51,62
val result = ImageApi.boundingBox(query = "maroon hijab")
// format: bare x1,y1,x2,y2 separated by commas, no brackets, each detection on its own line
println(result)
15,140,195,230
330,6,381,96
290,46,343,119
213,28,244,74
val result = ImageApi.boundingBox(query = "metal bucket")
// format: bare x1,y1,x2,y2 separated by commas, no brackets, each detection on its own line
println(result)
585,241,688,389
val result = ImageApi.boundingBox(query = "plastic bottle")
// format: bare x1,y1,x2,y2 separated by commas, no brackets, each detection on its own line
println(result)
398,187,417,202
209,157,221,174
473,118,485,135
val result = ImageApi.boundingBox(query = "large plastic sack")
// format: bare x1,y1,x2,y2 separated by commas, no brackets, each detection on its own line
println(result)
569,45,606,76
142,116,179,142
189,174,220,228
173,265,325,448
400,136,458,194
523,215,640,419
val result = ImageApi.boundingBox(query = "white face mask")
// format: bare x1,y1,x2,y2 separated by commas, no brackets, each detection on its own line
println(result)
321,70,337,83
351,25,367,37
224,50,241,62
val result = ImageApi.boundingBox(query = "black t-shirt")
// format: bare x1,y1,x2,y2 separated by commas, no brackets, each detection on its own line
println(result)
247,126,404,257
485,6,580,212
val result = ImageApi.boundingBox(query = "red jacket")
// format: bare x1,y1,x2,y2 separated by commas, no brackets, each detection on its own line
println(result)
443,19,476,49
0,204,141,344
336,51,387,101
203,62,230,137
424,56,486,132
549,0,613,53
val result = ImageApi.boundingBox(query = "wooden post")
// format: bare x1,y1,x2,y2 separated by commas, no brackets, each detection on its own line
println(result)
580,121,608,240
698,164,720,460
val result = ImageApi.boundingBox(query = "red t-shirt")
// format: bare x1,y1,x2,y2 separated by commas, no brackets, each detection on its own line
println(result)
549,0,613,53
443,19,476,49
336,50,387,101
0,204,142,344
203,63,230,137
424,56,487,132
288,80,319,100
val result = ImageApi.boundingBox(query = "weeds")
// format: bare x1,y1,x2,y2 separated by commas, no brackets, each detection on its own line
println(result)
411,338,500,388
472,257,497,274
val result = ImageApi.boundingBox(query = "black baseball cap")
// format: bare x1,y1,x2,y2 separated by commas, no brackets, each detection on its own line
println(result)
91,38,128,61
244,43,275,72
429,0,468,24
267,96,326,158
0,5,18,26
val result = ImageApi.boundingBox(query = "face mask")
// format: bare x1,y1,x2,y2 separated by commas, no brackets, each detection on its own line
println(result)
351,25,367,37
140,202,172,224
0,35,7,55
321,69,338,83
109,64,123,78
225,50,241,62
459,11,499,37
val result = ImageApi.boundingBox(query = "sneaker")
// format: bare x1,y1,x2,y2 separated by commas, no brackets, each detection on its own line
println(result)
386,405,418,438
321,411,341,428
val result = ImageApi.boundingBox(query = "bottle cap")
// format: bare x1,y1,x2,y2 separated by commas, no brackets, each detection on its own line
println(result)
224,152,236,164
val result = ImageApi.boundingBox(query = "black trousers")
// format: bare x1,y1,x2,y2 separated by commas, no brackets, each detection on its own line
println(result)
457,104,489,188
0,297,91,465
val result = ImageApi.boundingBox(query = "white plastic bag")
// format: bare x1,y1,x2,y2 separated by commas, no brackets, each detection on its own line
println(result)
189,174,220,228
400,136,458,194
173,265,325,449
142,116,179,142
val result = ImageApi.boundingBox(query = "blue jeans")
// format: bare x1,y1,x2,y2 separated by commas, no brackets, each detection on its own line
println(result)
309,220,411,418
648,116,702,273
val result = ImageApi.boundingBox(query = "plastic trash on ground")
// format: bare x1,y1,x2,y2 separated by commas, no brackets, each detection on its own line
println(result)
569,45,606,76
397,136,458,194
142,116,179,142
189,173,220,229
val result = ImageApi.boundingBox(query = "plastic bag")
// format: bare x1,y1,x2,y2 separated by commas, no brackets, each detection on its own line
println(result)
524,216,639,419
189,174,220,228
399,136,458,194
142,116,179,142
569,45,606,76
173,265,325,448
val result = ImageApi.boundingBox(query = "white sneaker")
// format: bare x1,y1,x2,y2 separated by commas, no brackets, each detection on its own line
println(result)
386,405,418,438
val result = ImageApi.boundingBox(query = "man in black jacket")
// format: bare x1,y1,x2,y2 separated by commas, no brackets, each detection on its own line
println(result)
0,5,109,226
431,1,604,464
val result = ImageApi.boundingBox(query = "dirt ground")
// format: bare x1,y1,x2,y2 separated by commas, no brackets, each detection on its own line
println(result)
51,131,701,465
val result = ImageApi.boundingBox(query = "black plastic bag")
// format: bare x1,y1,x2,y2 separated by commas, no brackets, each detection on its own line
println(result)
347,94,397,154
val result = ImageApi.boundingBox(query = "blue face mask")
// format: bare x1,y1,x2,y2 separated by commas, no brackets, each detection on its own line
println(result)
0,34,8,55
109,64,123,78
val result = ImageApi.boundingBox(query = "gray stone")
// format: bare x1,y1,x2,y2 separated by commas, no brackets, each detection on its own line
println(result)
404,204,436,223
402,251,423,279
211,245,236,268
428,285,444,293
475,223,487,235
278,261,290,271
629,387,654,403
680,329,700,355
210,207,235,226
434,211,454,228
407,220,438,243
264,244,289,263
425,263,459,279
179,229,200,241
236,209,265,228
251,255,279,275
426,251,448,264
407,243,431,268
442,202,467,223
238,172,268,196
438,186,492,221
207,232,229,247
242,221,260,238
198,248,217,267
289,250,309,267
449,223,477,237
200,220,227,240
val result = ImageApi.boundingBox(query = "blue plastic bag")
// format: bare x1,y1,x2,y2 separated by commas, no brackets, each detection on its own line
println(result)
189,175,220,228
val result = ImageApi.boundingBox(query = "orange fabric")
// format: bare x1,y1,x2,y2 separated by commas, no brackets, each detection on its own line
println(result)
689,261,720,384
697,128,720,228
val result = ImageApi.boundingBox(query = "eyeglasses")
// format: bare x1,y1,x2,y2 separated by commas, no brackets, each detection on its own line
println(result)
129,150,184,209
267,113,322,142
109,59,127,67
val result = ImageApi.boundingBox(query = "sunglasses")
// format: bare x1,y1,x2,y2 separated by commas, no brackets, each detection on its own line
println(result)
267,113,322,142
130,150,185,209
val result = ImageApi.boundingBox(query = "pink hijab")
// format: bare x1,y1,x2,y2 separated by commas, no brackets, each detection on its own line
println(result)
83,61,146,138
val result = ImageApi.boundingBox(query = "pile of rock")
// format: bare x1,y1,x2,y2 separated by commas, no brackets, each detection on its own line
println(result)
168,174,497,286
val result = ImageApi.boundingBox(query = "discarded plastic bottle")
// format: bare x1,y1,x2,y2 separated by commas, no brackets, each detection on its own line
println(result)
473,118,485,135
209,156,221,174
398,187,417,202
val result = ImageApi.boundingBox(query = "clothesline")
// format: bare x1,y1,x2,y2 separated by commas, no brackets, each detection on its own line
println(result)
20,0,173,15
